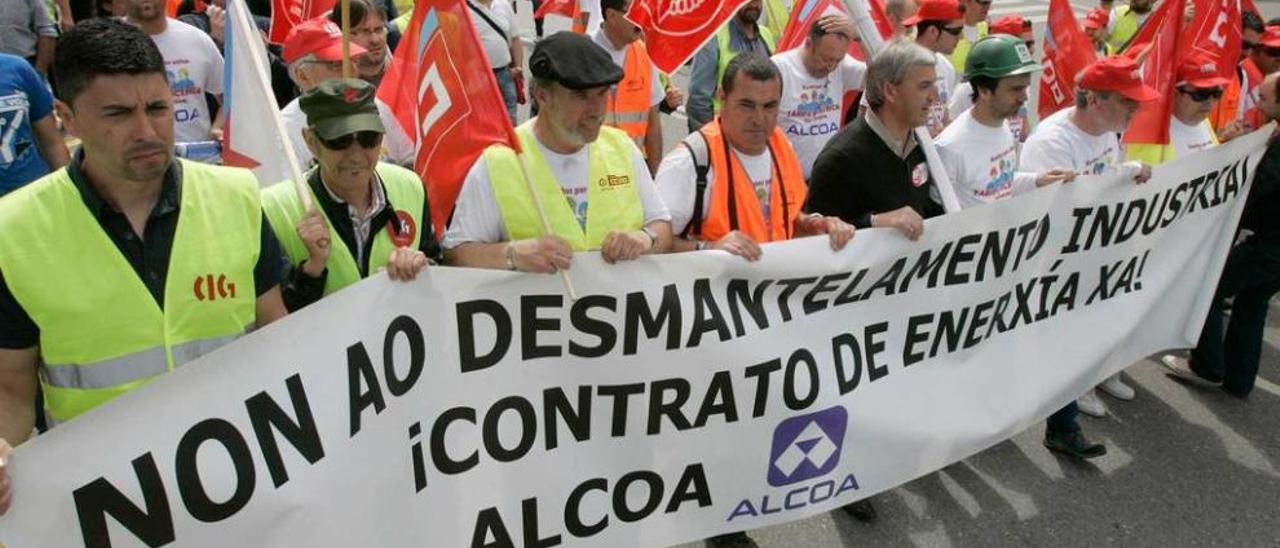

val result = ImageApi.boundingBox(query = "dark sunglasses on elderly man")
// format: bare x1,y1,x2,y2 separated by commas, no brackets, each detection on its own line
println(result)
941,26,964,36
318,130,383,150
1178,87,1224,102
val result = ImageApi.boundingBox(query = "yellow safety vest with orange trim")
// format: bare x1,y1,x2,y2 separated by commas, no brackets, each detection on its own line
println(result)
608,41,655,151
694,119,808,244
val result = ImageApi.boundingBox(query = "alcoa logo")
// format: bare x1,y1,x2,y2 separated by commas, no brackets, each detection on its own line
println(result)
193,274,237,302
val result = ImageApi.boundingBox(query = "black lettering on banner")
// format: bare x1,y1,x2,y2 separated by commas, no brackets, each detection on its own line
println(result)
623,284,682,355
647,378,693,434
664,463,713,513
432,407,479,475
693,370,739,427
522,295,564,360
347,342,385,437
565,478,609,538
174,419,256,523
521,497,563,548
931,308,969,358
410,423,427,493
899,242,951,292
803,273,850,315
945,233,982,285
569,295,618,358
774,277,817,322
963,300,995,349
73,453,175,548
686,279,732,348
864,322,890,382
383,315,425,396
975,230,1012,282
245,374,324,488
483,396,538,462
1061,207,1092,254
744,358,782,418
783,348,820,411
544,386,592,450
471,506,515,548
457,299,513,373
832,268,869,305
902,314,934,366
831,333,862,394
613,471,663,522
598,383,645,437
726,279,772,336
861,259,904,299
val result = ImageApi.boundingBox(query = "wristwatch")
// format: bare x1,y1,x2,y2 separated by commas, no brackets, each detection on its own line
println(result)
641,226,658,250
504,242,518,271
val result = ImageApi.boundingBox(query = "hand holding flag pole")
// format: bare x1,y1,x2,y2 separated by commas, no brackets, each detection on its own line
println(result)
341,0,353,78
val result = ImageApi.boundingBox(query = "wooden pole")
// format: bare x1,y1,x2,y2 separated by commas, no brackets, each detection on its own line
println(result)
340,0,353,78
515,151,580,301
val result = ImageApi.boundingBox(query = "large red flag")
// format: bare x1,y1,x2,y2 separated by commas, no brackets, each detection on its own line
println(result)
268,0,337,45
776,0,892,59
626,0,752,74
1038,0,1098,118
377,0,520,236
1182,0,1241,84
1122,0,1185,152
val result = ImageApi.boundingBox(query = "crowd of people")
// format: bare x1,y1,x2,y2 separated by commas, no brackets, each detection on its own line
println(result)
0,0,1278,545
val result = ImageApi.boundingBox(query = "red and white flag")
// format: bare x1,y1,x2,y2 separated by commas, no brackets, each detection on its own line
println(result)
1122,0,1185,152
223,0,294,186
269,0,337,45
1038,0,1098,118
626,0,751,74
377,0,519,236
1182,0,1241,84
776,0,893,59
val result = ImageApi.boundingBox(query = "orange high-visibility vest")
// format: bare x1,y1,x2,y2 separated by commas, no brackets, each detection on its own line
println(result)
695,120,808,244
1211,58,1265,132
607,41,655,150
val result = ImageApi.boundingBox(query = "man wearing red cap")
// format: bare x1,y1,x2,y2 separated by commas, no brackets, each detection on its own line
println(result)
1082,7,1112,57
905,0,967,135
947,15,1035,141
1021,55,1157,422
279,17,413,169
1129,52,1228,164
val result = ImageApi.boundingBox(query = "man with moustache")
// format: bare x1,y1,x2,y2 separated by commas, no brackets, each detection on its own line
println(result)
688,0,777,132
1106,0,1156,51
123,0,225,144
0,19,290,513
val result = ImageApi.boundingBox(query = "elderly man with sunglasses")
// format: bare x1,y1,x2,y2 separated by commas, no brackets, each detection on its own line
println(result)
906,0,966,136
1128,52,1228,164
262,79,438,312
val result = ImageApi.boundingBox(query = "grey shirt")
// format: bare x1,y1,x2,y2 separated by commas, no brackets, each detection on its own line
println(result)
0,0,56,59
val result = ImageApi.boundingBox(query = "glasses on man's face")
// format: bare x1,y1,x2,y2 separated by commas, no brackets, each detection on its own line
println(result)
974,0,992,5
1178,87,1224,102
941,26,964,36
1263,46,1280,57
1243,39,1260,50
318,130,384,150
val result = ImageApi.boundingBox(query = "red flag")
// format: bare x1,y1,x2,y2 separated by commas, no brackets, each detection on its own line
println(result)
776,0,890,60
1122,0,1186,148
1243,0,1260,18
377,0,520,236
1182,0,1241,83
1038,0,1098,118
626,0,752,74
268,0,337,45
534,0,577,19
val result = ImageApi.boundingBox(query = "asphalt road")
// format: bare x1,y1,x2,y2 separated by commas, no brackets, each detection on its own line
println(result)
507,2,1280,546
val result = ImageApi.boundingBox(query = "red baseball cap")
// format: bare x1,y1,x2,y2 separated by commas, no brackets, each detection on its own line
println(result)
283,18,367,64
1260,25,1280,48
1083,7,1109,31
1078,55,1161,101
903,0,965,26
990,15,1031,36
1176,52,1229,88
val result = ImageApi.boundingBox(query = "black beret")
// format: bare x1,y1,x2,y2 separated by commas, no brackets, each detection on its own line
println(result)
528,31,624,90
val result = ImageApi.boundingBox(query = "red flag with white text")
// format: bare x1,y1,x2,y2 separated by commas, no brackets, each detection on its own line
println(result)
377,0,519,236
1038,0,1098,118
1182,0,1241,84
1122,0,1185,148
626,0,752,74
268,0,337,45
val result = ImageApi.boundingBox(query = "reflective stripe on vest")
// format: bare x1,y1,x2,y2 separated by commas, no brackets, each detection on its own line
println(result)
713,24,777,112
484,122,643,250
695,119,808,243
608,41,655,150
0,160,260,424
1107,6,1140,50
262,163,425,296
948,21,988,75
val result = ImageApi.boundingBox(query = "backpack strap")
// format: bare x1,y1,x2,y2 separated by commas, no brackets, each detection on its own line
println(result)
680,130,711,239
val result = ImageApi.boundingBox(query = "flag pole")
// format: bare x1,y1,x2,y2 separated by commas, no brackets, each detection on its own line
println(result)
842,0,963,213
341,0,353,78
514,151,580,300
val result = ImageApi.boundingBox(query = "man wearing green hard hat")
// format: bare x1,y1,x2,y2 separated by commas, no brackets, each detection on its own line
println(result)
935,35,1075,210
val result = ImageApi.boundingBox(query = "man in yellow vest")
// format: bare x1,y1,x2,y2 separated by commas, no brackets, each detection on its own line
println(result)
444,32,672,271
262,79,435,312
948,0,990,71
593,0,667,174
0,19,290,514
688,0,777,132
1105,0,1155,52
654,50,854,548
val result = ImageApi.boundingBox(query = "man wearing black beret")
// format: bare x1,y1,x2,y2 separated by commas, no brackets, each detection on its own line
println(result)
443,31,673,272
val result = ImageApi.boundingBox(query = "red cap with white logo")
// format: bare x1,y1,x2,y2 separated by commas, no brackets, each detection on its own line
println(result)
1077,55,1161,101
282,18,368,64
1175,51,1229,89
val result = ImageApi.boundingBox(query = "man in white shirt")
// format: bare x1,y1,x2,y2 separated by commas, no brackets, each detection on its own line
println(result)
278,18,413,168
947,15,1034,141
468,0,522,123
1021,55,1158,418
937,35,1073,209
1167,52,1227,159
444,32,672,271
771,14,866,179
123,0,224,144
904,0,965,135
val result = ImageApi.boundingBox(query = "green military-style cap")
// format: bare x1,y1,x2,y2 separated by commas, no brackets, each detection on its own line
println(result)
300,78,385,140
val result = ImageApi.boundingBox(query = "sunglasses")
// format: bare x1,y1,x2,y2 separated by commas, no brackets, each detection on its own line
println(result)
1243,39,1260,49
1263,46,1280,57
941,26,964,35
1178,87,1224,102
318,130,384,150
974,0,992,5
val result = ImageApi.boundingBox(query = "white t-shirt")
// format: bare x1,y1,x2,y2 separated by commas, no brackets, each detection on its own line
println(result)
469,0,515,69
149,18,223,143
771,48,866,179
442,131,671,248
936,109,1038,209
1169,116,1218,158
1020,107,1123,176
927,52,957,135
654,139,778,237
947,82,1031,142
280,96,416,168
591,30,664,109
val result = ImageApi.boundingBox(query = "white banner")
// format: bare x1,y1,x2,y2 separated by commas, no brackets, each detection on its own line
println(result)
0,129,1269,548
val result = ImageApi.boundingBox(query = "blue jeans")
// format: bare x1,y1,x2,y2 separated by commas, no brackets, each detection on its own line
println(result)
493,67,518,125
1190,232,1280,396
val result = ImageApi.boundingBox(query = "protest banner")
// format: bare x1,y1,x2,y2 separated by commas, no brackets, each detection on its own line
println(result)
0,129,1269,547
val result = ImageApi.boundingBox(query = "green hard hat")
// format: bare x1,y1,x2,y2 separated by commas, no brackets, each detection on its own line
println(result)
963,35,1042,81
